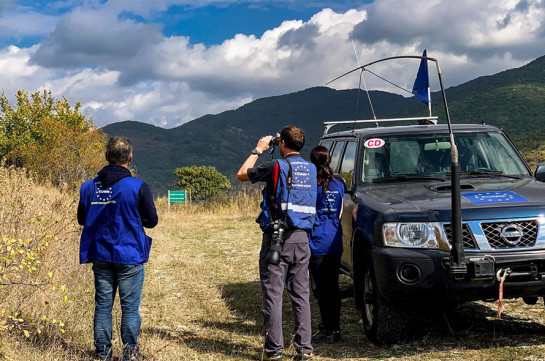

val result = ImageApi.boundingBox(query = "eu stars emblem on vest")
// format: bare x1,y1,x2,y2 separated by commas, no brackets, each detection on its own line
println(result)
293,162,312,188
96,184,114,202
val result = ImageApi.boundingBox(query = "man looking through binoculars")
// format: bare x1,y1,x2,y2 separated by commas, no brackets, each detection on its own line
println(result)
237,126,317,361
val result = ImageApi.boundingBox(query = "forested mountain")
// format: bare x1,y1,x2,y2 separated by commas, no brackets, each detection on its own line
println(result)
104,55,545,194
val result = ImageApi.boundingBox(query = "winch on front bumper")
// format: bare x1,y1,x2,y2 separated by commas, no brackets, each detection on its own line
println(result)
372,247,545,303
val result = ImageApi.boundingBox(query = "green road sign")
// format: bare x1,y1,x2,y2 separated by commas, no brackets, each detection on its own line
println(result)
169,190,186,203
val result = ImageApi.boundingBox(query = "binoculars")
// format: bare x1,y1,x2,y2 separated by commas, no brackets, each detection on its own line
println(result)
269,136,280,147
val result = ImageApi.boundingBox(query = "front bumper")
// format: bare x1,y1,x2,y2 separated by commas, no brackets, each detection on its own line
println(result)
371,247,545,303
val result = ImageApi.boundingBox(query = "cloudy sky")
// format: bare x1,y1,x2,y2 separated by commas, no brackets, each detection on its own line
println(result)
0,0,543,128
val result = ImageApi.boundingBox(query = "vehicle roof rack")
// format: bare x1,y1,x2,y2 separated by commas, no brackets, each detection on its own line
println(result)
323,116,438,135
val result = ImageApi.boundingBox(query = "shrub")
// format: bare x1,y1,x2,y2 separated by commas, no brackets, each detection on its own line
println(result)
173,165,231,202
0,89,106,188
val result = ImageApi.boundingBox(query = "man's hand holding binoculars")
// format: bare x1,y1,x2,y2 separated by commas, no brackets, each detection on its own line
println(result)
237,134,277,181
254,135,274,156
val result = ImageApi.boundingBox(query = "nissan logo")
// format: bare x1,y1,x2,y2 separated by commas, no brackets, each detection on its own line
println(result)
500,224,524,245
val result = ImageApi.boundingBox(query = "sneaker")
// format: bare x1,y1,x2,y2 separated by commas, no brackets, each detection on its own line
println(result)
94,346,112,360
256,350,283,361
293,353,314,361
312,329,342,344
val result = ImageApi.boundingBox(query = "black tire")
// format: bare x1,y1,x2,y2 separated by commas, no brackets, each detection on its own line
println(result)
353,251,407,344
523,296,538,305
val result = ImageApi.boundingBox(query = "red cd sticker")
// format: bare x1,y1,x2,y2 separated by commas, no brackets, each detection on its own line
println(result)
364,138,385,148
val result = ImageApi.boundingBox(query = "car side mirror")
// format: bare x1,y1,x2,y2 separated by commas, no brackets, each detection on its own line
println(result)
334,173,349,192
535,164,545,182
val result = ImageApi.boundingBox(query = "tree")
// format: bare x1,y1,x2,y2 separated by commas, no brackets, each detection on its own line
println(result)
0,89,106,187
173,166,231,201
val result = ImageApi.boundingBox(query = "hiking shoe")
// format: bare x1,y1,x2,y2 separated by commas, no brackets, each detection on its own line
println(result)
312,329,342,344
256,350,283,361
122,345,146,361
94,346,112,360
293,353,313,361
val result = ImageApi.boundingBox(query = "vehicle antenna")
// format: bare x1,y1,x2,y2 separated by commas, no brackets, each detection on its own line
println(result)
352,39,377,127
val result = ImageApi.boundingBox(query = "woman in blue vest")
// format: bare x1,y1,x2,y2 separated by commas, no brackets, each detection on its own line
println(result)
308,145,344,344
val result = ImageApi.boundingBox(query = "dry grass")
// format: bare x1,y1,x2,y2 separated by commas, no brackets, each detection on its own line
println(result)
2,177,545,360
0,166,92,359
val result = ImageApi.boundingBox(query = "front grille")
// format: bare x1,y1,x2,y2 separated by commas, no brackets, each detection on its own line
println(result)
443,223,478,249
481,220,538,249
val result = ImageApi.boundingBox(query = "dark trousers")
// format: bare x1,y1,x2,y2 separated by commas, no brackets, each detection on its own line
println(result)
308,253,341,332
259,231,313,355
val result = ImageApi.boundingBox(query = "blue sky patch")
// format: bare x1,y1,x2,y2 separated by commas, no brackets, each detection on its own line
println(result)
158,2,366,45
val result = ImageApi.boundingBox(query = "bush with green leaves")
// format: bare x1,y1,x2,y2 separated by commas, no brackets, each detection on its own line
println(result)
173,165,231,201
0,89,106,187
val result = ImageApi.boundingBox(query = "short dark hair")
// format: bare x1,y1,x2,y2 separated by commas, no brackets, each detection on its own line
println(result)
280,125,305,151
106,136,132,165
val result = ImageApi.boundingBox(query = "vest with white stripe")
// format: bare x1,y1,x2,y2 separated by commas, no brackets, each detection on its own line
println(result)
257,155,317,231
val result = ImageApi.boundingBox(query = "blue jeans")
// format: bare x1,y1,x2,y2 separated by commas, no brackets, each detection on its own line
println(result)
92,260,145,350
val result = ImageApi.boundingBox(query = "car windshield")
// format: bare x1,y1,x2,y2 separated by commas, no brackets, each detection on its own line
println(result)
362,132,531,183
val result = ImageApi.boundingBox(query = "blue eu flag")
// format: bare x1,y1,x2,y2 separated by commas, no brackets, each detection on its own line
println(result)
412,49,430,105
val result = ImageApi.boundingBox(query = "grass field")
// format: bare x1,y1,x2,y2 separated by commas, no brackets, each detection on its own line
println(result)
2,189,545,360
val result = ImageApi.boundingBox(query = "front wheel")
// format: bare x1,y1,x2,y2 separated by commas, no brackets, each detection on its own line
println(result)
354,252,407,344
362,268,377,337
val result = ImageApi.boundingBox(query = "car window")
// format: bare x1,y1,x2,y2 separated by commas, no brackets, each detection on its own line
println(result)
340,142,357,187
361,131,529,182
330,141,345,173
362,147,393,182
320,139,333,151
390,140,420,174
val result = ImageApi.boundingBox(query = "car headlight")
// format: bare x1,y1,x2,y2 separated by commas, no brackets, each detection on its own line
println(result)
382,222,445,249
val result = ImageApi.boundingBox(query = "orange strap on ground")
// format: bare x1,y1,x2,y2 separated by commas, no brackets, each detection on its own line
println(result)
496,269,509,318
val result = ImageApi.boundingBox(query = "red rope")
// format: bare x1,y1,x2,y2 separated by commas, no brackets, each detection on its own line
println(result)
496,269,509,318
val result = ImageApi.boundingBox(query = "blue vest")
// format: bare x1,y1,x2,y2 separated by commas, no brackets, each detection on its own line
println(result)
79,176,152,264
257,155,317,231
309,178,344,255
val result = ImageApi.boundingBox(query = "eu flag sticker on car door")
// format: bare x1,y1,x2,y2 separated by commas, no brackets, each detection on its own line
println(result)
462,191,529,205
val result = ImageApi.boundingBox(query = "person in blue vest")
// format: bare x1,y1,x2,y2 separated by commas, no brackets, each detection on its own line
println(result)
308,145,344,344
78,136,158,361
237,126,317,361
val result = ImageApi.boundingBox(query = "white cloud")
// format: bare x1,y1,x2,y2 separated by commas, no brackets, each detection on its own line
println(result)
30,7,164,73
0,7,58,40
352,0,545,57
0,45,55,93
78,81,254,128
141,9,367,100
0,0,16,14
1,1,544,128
344,0,543,92
44,68,119,96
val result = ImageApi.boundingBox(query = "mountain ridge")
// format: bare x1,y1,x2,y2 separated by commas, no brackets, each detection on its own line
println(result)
104,55,545,194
